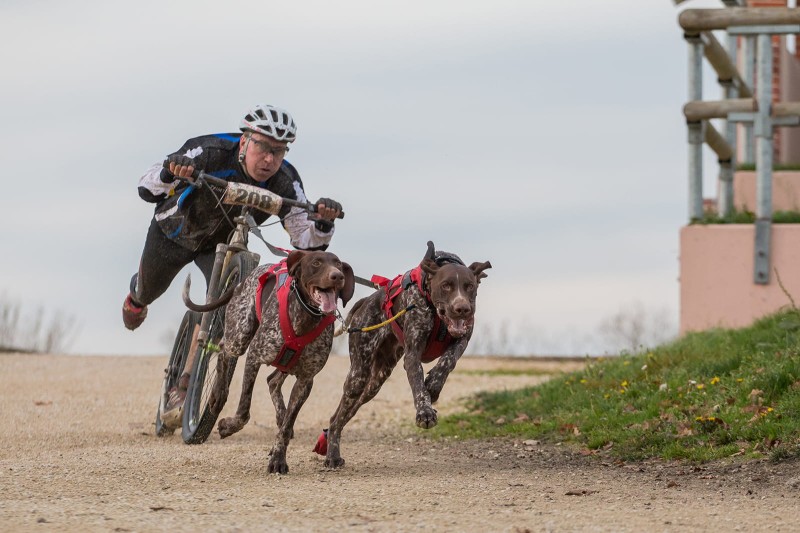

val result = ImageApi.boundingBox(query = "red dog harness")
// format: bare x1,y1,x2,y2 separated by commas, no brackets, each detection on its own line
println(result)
371,265,453,363
255,259,336,372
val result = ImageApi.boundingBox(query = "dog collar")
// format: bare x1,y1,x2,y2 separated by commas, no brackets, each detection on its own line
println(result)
290,279,325,317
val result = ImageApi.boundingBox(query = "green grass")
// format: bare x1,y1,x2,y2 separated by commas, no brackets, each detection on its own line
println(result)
693,209,800,225
737,163,800,171
434,310,800,463
457,368,555,377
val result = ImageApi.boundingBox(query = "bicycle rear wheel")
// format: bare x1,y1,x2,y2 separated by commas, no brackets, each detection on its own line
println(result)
181,252,259,444
155,310,201,436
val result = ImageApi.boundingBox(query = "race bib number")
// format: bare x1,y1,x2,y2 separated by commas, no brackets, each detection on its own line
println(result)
223,182,284,215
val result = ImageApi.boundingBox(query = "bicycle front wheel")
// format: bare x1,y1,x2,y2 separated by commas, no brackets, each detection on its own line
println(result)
181,252,258,444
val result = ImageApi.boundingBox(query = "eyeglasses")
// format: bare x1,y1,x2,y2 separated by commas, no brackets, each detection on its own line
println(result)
248,136,289,158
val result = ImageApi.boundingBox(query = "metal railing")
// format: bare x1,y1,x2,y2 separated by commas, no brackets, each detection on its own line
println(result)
678,4,800,284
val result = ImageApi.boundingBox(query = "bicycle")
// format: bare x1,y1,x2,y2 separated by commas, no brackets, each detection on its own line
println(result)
153,170,343,444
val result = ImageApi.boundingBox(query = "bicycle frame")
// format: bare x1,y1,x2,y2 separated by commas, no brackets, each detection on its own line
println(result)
185,208,260,377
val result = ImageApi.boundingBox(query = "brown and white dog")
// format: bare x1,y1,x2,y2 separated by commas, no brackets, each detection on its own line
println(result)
185,249,354,474
319,241,491,468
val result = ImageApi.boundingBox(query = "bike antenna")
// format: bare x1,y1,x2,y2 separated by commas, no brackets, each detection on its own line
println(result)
245,214,377,289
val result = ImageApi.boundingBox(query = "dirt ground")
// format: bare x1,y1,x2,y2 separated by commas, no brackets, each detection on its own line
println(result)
1,353,799,532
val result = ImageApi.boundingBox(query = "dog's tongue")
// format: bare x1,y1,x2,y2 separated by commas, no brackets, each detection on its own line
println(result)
314,289,338,314
446,318,470,337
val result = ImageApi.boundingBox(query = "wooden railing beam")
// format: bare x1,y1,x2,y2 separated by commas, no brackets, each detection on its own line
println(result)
702,31,752,98
680,7,800,33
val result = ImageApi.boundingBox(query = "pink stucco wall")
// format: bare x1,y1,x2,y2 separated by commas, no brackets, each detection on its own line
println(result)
680,224,800,334
733,171,800,212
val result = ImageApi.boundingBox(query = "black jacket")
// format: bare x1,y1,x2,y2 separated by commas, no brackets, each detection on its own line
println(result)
137,133,333,252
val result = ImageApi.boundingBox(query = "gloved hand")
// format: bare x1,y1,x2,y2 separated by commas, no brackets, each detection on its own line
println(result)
314,198,342,232
160,154,197,183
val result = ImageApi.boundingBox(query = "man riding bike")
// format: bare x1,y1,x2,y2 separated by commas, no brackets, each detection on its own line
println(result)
123,104,343,417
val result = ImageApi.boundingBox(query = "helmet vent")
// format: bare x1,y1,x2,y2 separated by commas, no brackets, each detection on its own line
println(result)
239,104,297,142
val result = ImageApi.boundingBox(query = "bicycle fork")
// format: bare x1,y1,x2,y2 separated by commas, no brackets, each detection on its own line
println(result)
183,243,230,378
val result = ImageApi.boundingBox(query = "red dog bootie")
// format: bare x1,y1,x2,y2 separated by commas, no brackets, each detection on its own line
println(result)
313,428,328,455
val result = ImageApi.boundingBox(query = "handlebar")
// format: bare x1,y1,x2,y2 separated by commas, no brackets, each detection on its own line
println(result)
164,162,344,219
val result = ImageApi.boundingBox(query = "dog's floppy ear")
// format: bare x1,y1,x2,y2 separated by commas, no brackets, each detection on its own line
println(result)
468,261,492,283
421,259,439,276
287,250,307,278
339,262,356,307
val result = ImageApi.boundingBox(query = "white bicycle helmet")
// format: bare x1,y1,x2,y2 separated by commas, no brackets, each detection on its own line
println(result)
240,104,297,142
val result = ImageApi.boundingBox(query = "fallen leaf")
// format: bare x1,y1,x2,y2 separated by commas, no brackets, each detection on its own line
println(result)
749,389,764,405
559,423,577,434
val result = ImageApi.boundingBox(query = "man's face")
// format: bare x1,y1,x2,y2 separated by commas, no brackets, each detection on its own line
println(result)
240,132,289,182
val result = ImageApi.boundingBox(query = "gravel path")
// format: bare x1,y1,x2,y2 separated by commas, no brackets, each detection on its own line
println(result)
1,353,798,532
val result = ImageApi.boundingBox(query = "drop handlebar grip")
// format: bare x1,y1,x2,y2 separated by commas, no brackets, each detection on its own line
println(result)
283,198,345,219
164,162,344,218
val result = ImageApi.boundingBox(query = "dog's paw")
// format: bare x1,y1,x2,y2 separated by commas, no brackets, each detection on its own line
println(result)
415,406,438,429
324,456,345,469
268,456,289,475
218,417,238,439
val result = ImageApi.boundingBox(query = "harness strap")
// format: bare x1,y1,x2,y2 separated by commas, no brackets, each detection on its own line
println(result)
245,214,377,289
273,280,335,372
371,267,453,363
255,261,288,322
254,259,335,372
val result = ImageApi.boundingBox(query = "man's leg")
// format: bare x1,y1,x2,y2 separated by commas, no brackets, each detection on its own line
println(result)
123,218,198,330
171,248,217,410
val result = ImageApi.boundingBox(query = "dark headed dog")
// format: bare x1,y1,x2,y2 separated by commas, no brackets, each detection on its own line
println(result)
320,241,491,468
185,250,354,474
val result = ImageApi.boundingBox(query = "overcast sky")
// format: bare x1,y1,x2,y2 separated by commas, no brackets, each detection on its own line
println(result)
0,0,733,356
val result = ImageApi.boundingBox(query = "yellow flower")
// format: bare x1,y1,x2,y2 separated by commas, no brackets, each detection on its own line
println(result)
580,379,587,384
736,378,744,383
710,377,720,385
621,380,629,388
696,384,705,390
